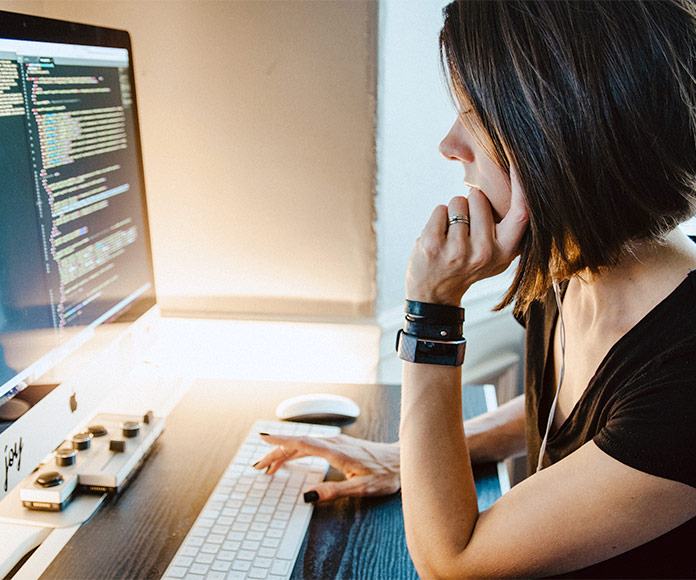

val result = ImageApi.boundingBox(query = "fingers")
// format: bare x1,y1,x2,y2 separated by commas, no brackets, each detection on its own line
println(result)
304,475,394,503
254,442,305,475
495,164,529,258
303,470,401,503
422,204,449,241
465,188,494,243
446,196,470,242
304,478,371,503
254,433,353,475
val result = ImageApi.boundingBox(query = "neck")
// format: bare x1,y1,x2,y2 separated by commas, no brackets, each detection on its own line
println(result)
566,229,696,332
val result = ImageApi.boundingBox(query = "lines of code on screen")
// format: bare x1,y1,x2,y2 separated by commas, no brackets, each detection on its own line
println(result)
0,51,152,347
24,56,150,333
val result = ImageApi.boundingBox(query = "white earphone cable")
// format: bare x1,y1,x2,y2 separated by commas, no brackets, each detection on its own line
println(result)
536,279,566,473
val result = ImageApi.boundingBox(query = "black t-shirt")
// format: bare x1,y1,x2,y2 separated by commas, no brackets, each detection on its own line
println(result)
521,271,696,578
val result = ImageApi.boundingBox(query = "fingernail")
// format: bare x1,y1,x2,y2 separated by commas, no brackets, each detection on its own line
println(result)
303,490,319,503
259,432,270,437
252,461,260,468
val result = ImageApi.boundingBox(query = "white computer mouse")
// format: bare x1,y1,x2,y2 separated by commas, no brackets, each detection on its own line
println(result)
275,393,360,422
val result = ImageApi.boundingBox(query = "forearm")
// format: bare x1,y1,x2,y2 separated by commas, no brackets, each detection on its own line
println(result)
400,361,478,578
465,394,526,463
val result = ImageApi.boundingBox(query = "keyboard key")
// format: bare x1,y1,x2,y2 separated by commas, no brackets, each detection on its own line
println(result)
288,472,305,487
163,566,187,578
248,568,268,579
211,560,231,572
270,559,293,576
189,563,209,574
242,540,260,551
190,526,210,538
254,557,272,568
200,543,219,555
274,510,291,521
212,525,230,535
195,553,214,564
232,560,252,572
184,537,204,548
261,538,280,548
216,550,235,561
222,540,241,552
173,556,193,567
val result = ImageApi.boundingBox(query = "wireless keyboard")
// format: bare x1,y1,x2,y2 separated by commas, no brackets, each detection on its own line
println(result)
161,420,340,580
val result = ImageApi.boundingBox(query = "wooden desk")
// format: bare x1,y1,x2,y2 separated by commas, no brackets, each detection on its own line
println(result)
41,380,504,580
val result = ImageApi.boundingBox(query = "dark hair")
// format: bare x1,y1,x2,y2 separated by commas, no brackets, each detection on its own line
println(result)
440,0,696,315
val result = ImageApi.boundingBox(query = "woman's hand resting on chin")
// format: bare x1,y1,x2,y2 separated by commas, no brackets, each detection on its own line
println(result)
406,165,529,306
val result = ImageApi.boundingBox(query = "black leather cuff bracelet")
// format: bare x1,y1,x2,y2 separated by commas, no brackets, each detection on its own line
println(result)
403,318,463,341
405,300,465,323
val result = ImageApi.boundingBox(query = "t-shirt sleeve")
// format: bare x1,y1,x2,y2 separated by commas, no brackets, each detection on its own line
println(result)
594,355,696,488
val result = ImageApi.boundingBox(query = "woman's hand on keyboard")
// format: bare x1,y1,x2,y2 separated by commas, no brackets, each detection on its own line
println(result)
254,433,401,501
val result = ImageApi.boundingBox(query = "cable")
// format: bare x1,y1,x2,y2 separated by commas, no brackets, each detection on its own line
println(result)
536,279,566,473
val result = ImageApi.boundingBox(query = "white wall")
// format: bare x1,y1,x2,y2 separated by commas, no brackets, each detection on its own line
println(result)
0,0,378,318
375,0,524,384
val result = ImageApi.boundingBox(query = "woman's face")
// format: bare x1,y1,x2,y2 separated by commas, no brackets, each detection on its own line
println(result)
439,115,511,222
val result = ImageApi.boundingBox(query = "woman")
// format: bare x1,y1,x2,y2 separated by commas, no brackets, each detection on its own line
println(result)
255,1,696,577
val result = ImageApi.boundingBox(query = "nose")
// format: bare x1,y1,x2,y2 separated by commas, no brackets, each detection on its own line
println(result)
439,121,474,163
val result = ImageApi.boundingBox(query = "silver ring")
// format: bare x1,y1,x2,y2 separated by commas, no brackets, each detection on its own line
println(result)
448,214,470,226
279,445,290,459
